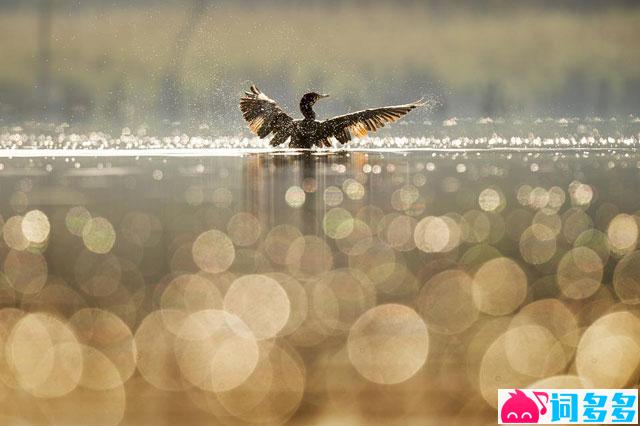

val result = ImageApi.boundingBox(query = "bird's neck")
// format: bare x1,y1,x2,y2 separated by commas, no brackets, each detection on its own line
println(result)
300,100,316,120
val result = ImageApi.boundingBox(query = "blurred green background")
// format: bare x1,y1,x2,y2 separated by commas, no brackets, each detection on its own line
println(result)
0,0,639,130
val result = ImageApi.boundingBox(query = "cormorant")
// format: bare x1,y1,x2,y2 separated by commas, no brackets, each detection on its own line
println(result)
240,85,424,148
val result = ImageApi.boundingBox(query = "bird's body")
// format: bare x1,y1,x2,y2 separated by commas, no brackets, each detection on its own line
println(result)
240,85,424,148
289,119,324,148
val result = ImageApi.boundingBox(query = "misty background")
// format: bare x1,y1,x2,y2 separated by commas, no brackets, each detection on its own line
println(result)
0,0,639,133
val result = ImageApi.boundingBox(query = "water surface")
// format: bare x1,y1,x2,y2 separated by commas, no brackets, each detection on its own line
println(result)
0,123,639,424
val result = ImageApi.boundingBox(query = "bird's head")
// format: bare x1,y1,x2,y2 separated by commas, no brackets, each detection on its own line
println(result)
301,92,329,106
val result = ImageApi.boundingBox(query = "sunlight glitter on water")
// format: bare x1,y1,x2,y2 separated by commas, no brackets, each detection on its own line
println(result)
1,116,639,154
0,135,638,156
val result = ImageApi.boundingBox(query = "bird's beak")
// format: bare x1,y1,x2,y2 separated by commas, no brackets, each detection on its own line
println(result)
319,94,330,99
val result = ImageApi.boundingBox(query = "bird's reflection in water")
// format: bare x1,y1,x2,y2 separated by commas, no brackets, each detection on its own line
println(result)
0,151,638,425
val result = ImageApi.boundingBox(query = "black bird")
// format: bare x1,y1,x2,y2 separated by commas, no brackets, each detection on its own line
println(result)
240,85,425,148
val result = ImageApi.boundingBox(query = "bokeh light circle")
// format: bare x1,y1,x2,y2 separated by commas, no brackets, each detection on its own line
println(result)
608,213,638,255
263,224,302,265
414,216,457,253
323,208,355,240
418,270,478,334
224,274,290,340
285,235,333,279
175,309,259,392
7,313,83,398
557,247,603,299
613,250,640,304
348,304,429,385
70,308,137,386
285,186,305,208
576,311,640,388
65,206,91,237
3,250,48,295
192,229,235,273
472,257,527,316
21,209,50,244
82,217,116,254
227,212,262,247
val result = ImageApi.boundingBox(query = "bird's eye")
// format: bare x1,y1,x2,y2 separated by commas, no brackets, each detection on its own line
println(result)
522,412,532,419
507,412,517,419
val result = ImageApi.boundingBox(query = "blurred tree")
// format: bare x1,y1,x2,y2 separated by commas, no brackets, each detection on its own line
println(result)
595,79,610,117
158,0,211,119
105,78,126,127
1,0,638,11
36,0,52,117
481,81,506,117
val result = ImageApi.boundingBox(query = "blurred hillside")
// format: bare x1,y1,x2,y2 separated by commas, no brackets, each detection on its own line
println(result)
0,0,639,131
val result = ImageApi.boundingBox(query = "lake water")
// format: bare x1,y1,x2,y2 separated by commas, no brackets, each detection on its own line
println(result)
0,119,639,424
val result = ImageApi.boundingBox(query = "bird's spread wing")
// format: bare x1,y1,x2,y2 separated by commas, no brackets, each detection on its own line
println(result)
320,100,424,144
240,85,293,144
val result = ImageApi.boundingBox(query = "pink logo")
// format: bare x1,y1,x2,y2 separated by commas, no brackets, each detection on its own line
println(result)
500,389,548,423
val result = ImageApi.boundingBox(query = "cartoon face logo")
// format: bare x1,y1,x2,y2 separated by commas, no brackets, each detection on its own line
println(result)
500,389,548,424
